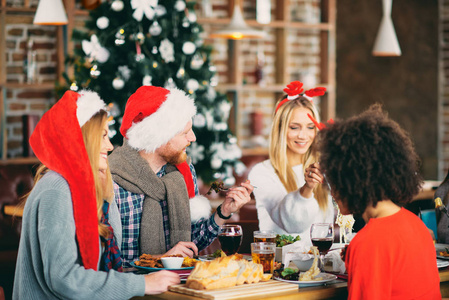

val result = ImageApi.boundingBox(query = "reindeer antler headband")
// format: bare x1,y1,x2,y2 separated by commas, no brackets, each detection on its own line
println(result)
275,81,327,113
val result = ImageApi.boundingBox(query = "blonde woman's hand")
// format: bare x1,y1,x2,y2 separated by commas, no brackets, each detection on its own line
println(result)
301,162,324,197
144,270,180,294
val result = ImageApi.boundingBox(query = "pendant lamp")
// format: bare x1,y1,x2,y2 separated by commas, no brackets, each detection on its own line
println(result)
33,0,68,25
210,1,265,40
372,0,401,56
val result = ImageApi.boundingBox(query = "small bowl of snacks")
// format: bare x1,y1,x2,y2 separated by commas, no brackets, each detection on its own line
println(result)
161,256,184,269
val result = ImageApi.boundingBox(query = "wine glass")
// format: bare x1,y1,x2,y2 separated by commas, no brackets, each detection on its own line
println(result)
218,224,243,255
310,223,334,271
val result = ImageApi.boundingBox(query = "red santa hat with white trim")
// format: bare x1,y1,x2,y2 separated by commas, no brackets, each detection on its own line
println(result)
120,85,211,222
29,89,106,271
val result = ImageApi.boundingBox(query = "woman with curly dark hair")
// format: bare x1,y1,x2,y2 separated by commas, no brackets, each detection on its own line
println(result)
317,104,440,299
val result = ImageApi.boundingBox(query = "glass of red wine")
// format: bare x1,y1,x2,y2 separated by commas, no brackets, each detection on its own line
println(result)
218,224,243,255
310,223,334,271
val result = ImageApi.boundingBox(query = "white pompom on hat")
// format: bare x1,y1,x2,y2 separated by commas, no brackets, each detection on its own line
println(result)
120,86,197,153
76,89,107,127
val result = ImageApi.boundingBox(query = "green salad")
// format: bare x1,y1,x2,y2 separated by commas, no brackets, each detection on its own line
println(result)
275,234,301,247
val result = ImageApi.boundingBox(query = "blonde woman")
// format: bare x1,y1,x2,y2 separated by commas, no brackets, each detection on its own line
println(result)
248,81,334,241
13,90,179,299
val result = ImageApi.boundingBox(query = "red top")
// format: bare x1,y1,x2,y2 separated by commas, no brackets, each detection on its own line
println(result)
345,208,441,300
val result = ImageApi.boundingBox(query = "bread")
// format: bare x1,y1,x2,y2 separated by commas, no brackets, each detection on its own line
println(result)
186,254,272,290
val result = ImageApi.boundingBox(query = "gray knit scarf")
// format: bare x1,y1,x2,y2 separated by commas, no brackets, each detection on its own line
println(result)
109,141,191,255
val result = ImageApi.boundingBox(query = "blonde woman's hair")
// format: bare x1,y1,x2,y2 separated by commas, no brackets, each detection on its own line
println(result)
22,110,113,239
269,96,329,212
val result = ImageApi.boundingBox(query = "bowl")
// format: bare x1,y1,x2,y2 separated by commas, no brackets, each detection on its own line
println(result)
161,256,184,269
291,255,314,272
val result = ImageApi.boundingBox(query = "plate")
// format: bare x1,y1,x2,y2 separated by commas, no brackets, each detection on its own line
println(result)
438,259,449,269
130,261,194,272
435,243,449,260
198,254,252,261
274,272,338,287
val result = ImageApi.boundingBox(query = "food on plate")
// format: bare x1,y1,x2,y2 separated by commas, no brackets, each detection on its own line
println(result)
335,208,355,243
440,248,449,257
275,234,301,247
134,254,198,268
206,180,227,195
299,246,322,281
212,249,226,258
186,254,271,290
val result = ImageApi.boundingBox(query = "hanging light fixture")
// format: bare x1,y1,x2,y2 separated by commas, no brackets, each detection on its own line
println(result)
372,0,401,56
33,0,68,25
210,0,266,40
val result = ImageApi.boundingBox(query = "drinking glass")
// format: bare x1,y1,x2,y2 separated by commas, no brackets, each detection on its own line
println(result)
218,224,243,255
251,242,276,274
310,223,334,271
253,230,276,243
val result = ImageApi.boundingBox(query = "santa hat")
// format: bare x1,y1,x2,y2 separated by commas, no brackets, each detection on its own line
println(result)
120,86,197,153
121,86,211,221
29,89,106,271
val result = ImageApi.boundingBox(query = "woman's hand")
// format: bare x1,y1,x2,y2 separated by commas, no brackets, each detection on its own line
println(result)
300,162,324,198
144,270,180,294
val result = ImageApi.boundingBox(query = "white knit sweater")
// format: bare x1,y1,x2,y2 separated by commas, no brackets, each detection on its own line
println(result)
248,160,335,242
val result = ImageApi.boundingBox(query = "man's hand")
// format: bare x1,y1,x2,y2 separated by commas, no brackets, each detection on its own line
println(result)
144,270,180,294
163,241,198,258
215,180,254,224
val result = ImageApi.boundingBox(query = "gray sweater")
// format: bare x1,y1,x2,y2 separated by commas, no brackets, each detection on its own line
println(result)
13,171,145,299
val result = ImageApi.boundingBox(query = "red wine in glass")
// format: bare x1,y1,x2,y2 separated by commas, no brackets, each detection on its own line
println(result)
218,225,243,255
311,238,333,254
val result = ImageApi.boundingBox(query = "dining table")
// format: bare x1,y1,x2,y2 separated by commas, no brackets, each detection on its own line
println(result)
129,262,449,300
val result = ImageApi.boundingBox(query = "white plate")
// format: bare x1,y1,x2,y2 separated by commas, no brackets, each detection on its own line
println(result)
438,259,449,269
130,261,194,272
274,272,338,287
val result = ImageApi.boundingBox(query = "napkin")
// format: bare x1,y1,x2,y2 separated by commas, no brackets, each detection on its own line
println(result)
325,250,346,274
282,240,314,267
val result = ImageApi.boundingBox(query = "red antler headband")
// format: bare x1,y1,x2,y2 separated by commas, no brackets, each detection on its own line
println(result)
307,113,334,130
275,81,327,113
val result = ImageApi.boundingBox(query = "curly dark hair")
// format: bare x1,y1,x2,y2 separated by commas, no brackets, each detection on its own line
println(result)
317,104,423,216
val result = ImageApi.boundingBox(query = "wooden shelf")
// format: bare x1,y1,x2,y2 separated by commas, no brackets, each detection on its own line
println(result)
0,83,56,90
0,156,40,165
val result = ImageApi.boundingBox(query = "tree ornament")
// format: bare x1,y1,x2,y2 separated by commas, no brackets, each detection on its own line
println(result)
70,82,79,91
118,65,131,80
90,64,101,78
152,61,158,68
187,11,197,23
213,122,228,131
135,42,145,62
164,77,176,89
159,39,175,63
135,32,145,44
115,29,126,46
151,46,158,54
223,166,236,186
149,20,162,36
234,161,247,176
182,41,196,55
193,113,206,128
176,65,185,79
155,5,166,16
96,17,109,29
187,143,205,164
186,78,199,92
174,0,186,11
182,16,190,28
112,77,125,90
210,156,223,169
206,86,217,101
131,0,157,21
108,102,121,117
111,0,124,11
82,34,110,63
142,74,153,85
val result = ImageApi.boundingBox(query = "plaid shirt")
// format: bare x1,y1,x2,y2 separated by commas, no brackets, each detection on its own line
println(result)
114,163,219,267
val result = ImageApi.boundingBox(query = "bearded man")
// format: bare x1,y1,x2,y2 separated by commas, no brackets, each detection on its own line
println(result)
108,86,253,267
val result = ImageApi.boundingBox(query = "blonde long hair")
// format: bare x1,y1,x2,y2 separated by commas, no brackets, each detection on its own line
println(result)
23,110,113,239
269,96,329,212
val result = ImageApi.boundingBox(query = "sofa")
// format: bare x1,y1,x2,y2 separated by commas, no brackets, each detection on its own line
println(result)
0,162,37,300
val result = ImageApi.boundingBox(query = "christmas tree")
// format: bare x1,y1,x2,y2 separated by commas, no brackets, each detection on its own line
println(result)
58,0,246,185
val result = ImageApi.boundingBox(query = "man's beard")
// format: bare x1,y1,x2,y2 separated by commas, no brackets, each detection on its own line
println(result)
160,143,189,165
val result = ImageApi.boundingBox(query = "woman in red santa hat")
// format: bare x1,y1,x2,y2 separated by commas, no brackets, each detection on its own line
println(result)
13,90,179,299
